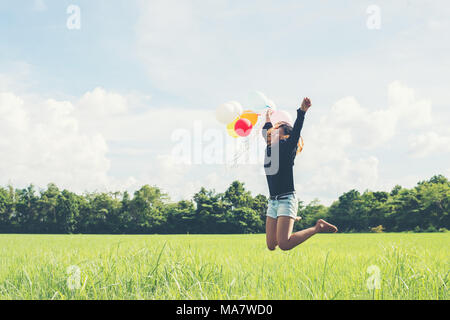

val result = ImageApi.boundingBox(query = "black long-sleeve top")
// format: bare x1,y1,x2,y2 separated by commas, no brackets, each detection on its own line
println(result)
262,109,306,197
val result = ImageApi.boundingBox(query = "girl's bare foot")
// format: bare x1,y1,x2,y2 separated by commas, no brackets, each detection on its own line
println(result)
315,219,338,233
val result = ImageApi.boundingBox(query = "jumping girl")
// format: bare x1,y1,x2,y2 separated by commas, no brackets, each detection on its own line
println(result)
262,97,338,251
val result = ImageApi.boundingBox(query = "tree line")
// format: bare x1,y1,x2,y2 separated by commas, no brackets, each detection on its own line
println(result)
0,175,448,234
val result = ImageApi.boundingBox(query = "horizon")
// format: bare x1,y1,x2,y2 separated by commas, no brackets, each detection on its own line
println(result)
1,173,447,208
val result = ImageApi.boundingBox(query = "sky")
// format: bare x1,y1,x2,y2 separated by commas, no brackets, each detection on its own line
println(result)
0,0,449,205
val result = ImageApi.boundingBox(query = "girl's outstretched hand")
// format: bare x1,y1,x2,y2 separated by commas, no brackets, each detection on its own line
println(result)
266,109,273,122
300,97,312,112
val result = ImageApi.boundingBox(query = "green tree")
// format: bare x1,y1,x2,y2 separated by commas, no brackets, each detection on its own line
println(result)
129,185,169,233
15,184,40,233
0,174,447,234
165,200,196,234
328,189,362,232
37,183,61,233
389,188,421,231
223,181,252,209
297,199,328,230
415,177,449,230
225,207,263,234
55,190,80,233
251,194,268,232
193,187,226,233
0,186,15,232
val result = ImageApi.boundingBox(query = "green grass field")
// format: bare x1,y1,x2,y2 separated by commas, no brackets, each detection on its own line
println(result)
0,233,448,300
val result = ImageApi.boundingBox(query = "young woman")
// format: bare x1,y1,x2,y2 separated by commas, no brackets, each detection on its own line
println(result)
262,97,338,251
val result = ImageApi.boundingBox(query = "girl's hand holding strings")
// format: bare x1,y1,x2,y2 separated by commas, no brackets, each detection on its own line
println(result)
266,109,273,122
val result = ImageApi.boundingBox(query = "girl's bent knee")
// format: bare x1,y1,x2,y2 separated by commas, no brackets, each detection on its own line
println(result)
278,242,292,251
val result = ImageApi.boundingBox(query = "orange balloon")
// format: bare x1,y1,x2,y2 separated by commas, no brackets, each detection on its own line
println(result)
240,110,258,126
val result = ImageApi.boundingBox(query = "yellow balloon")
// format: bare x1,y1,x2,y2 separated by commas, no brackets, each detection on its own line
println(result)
226,117,239,138
240,110,259,126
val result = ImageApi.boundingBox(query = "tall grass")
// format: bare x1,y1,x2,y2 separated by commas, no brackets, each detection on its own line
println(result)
0,233,448,300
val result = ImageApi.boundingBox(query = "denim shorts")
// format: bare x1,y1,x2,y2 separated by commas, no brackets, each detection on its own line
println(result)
266,193,298,220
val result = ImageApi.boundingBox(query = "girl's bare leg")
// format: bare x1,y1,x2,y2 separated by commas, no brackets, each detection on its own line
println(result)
266,216,278,250
276,217,337,251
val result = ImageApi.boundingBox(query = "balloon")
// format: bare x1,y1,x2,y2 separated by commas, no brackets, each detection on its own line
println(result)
251,91,279,121
226,117,240,138
234,118,253,137
216,101,243,125
269,110,294,126
240,110,259,126
229,101,243,116
255,91,278,110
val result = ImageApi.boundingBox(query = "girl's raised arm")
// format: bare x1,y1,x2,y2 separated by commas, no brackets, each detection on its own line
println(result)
287,98,311,149
261,109,273,142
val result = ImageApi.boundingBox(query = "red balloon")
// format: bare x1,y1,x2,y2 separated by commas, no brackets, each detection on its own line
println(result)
234,118,253,137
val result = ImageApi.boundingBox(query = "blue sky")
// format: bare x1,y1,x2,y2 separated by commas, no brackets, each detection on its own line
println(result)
1,0,449,204
0,1,146,94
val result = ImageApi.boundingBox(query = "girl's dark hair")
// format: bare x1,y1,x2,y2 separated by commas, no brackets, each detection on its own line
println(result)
278,122,293,136
267,121,304,155
266,121,292,146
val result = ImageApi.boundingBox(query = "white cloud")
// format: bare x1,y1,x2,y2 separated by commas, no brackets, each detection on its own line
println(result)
296,156,379,198
408,131,450,158
134,1,450,112
0,80,445,205
0,85,228,198
141,154,204,200
310,81,433,154
75,87,214,145
283,81,439,204
0,62,32,93
77,87,128,117
0,91,121,193
0,92,29,132
387,81,432,127
326,96,395,149
134,0,325,104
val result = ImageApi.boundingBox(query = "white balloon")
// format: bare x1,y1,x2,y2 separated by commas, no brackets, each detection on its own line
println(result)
216,103,235,124
255,91,278,110
229,101,243,117
216,101,242,124
269,110,294,126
